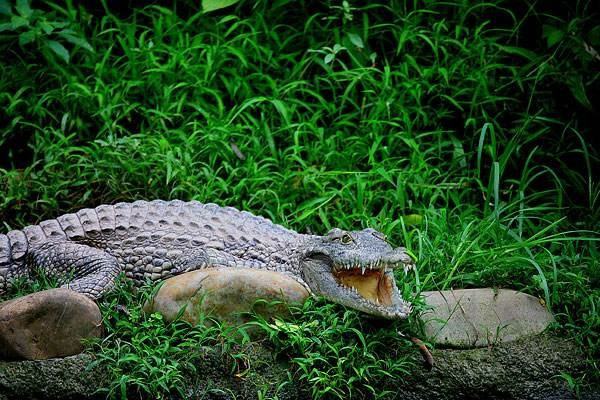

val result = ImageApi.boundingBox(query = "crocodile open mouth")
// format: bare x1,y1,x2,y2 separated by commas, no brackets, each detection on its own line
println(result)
332,263,413,306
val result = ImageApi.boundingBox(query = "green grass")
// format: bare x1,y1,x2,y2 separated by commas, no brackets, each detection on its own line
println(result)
88,279,258,400
0,0,598,398
252,297,415,399
83,279,416,399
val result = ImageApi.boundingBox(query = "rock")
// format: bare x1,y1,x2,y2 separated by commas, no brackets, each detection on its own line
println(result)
420,288,554,348
144,268,310,326
0,354,108,400
399,333,593,400
0,289,103,360
0,345,297,400
1,334,595,400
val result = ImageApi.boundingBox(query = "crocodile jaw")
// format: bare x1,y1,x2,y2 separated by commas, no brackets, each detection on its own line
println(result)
301,257,413,319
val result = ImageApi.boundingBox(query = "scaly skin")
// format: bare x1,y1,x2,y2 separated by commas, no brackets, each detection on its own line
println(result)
0,200,414,318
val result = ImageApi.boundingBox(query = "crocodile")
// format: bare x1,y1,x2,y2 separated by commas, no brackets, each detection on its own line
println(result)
0,200,414,318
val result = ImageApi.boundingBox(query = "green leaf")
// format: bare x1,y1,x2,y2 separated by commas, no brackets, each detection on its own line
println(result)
566,75,592,110
438,67,449,84
39,20,55,34
347,33,364,49
10,15,29,29
47,40,70,63
324,53,334,64
57,31,94,52
496,45,537,61
15,0,32,18
588,25,600,46
0,22,12,33
0,0,12,16
49,21,68,29
18,30,35,45
375,167,394,185
542,24,565,48
270,99,290,125
401,214,423,227
202,0,239,13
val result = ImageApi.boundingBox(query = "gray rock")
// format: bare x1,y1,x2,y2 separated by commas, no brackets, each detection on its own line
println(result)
420,288,554,348
0,289,103,360
399,333,594,400
143,268,310,326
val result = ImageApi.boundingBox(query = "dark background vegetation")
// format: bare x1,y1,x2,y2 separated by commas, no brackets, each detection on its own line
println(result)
0,0,598,398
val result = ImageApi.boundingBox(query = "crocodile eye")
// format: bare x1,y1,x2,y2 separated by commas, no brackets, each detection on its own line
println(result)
340,234,353,244
372,232,387,241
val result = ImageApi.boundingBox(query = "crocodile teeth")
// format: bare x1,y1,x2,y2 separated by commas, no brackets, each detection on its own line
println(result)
361,266,366,275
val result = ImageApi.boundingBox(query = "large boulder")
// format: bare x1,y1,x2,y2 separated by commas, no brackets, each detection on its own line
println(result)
0,288,103,360
420,288,554,348
144,268,310,326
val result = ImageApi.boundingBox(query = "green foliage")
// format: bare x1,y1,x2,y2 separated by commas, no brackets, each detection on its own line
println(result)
0,0,598,397
0,268,61,300
88,282,416,400
539,8,600,110
89,279,252,399
0,0,93,64
252,298,414,399
202,0,240,13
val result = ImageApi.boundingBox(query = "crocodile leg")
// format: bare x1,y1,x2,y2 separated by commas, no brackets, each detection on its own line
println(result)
28,241,121,299
172,247,244,273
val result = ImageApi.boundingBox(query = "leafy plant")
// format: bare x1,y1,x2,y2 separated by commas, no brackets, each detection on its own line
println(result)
251,298,415,399
0,0,92,63
89,279,252,399
540,14,599,109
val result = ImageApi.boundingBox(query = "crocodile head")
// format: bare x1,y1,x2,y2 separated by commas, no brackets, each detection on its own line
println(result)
301,228,414,319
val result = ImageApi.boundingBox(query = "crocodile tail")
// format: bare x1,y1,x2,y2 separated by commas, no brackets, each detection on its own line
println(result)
0,230,30,296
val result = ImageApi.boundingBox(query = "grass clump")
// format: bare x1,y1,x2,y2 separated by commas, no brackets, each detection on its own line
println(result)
85,281,417,400
88,279,255,399
254,298,414,399
0,275,57,301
